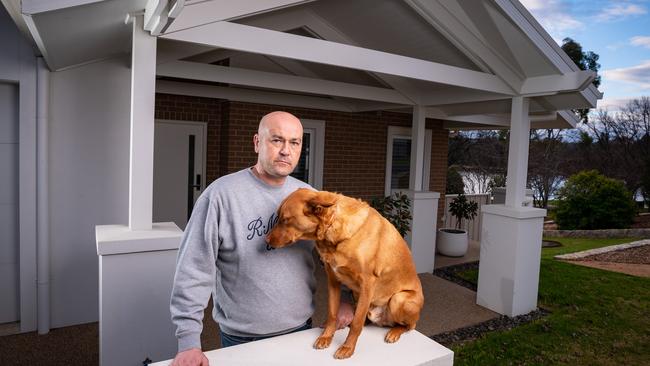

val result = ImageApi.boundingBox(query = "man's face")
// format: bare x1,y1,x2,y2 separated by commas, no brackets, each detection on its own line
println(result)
254,114,303,178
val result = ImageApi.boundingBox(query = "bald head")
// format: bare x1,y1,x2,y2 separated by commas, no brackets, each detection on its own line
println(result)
253,111,304,185
258,111,303,136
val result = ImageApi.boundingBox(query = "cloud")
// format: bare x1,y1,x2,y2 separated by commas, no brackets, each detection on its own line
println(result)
595,3,647,22
597,98,634,111
631,36,650,49
519,0,584,39
602,60,650,88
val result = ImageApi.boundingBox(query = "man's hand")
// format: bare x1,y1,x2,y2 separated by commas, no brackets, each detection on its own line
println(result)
171,348,209,366
335,300,355,329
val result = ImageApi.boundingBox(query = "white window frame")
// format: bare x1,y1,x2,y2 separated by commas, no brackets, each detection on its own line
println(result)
384,126,432,196
300,119,325,190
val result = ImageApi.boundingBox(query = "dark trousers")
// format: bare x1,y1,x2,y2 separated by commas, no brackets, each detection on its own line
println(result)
220,319,313,348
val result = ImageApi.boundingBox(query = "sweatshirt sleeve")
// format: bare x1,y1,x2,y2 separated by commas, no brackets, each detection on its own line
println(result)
170,196,219,352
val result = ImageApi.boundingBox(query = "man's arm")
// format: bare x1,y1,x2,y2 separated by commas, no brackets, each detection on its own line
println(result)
170,196,219,355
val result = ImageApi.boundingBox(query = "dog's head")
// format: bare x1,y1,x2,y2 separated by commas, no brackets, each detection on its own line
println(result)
266,188,339,248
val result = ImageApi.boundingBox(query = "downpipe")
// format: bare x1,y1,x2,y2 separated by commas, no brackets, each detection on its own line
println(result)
36,57,50,335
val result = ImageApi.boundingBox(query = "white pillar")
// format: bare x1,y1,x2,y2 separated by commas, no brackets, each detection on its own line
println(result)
409,105,426,191
406,191,440,273
505,96,530,207
477,96,546,317
128,15,157,230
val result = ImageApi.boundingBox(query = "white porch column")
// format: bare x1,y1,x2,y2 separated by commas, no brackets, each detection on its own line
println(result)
96,16,183,366
505,96,530,207
129,14,157,230
406,191,440,274
404,106,439,273
409,105,426,191
476,96,546,317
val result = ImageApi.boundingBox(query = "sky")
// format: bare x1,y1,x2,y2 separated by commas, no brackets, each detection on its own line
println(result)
519,0,650,110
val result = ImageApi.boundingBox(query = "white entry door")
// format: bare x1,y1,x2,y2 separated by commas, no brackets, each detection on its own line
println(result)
153,121,206,230
0,82,19,324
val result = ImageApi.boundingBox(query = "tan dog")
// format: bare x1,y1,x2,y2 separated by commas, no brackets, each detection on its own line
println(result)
266,188,424,359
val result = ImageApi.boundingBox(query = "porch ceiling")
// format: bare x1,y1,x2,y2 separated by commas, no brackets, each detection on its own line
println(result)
8,0,603,129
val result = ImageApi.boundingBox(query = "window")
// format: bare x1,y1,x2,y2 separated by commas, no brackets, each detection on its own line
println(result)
385,126,432,196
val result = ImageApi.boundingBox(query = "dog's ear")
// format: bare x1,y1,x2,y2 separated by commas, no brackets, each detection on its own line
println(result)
307,192,338,241
307,191,338,216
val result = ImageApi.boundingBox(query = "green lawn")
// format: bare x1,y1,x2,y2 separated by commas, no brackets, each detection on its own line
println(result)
452,237,650,366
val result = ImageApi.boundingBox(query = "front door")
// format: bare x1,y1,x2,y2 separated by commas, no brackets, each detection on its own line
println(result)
153,121,206,230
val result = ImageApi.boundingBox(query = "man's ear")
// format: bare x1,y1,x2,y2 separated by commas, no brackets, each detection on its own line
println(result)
253,134,260,153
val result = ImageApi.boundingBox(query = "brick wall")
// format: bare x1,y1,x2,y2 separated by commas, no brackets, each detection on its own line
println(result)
154,96,448,224
226,101,448,224
155,93,227,183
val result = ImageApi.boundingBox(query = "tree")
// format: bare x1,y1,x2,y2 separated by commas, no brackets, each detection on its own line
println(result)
578,97,650,197
527,129,568,208
561,38,601,123
447,130,508,194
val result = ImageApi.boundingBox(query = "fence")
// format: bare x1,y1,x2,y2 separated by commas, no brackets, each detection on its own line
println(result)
442,193,490,241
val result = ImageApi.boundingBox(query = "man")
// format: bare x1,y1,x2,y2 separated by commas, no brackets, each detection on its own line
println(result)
170,111,353,366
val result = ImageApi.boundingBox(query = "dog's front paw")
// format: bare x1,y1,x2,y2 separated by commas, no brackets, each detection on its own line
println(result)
333,345,354,359
313,336,333,349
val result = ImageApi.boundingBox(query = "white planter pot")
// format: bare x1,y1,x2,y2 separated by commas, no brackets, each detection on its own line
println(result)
436,228,469,257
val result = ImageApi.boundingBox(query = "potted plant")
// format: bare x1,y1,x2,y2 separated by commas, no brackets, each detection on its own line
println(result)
437,193,478,257
370,192,412,237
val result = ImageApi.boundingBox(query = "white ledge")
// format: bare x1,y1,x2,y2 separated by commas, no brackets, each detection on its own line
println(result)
405,190,441,199
95,222,183,255
151,325,453,365
481,204,547,219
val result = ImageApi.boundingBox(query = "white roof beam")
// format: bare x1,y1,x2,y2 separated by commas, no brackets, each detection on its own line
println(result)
157,61,413,105
144,0,168,34
494,0,580,73
404,0,523,92
558,110,579,128
235,7,421,104
422,89,511,106
160,21,516,95
156,41,215,65
21,0,103,14
156,80,355,112
520,70,596,96
165,0,315,33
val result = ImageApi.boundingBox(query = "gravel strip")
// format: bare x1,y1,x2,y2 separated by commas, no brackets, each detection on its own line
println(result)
431,308,550,347
581,244,650,264
431,262,550,347
433,261,479,291
554,239,650,260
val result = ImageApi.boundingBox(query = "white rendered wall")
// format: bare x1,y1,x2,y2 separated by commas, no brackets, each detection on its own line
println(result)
0,5,38,332
48,57,131,327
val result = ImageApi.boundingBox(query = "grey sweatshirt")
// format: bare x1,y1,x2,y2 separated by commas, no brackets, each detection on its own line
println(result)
170,168,315,352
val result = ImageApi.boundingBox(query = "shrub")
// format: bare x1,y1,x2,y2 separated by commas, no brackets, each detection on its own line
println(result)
446,167,465,194
555,170,636,230
370,192,412,237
